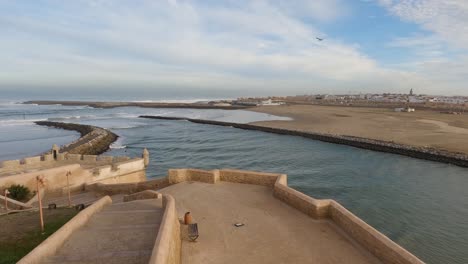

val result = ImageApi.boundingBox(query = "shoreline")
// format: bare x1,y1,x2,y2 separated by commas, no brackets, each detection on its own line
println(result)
34,121,118,155
24,100,249,110
250,104,468,155
140,115,468,168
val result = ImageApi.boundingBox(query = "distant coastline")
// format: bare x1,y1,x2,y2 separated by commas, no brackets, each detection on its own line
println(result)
140,115,468,168
24,100,249,110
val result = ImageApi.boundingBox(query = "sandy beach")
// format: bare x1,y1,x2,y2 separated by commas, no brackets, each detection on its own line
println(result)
250,105,468,155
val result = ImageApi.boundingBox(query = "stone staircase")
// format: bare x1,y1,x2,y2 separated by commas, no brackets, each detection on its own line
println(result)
43,198,164,264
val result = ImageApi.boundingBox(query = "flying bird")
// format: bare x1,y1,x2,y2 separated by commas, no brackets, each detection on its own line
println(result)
316,37,324,41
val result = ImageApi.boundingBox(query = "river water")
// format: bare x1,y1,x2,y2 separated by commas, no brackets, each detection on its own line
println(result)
0,101,467,264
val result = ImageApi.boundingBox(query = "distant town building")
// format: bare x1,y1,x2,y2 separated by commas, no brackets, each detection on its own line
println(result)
394,107,415,112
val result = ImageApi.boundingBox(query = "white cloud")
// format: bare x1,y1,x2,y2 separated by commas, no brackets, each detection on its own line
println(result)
378,0,468,94
0,0,464,95
379,0,468,48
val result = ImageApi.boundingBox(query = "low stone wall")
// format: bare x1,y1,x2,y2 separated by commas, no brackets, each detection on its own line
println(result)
329,201,422,264
86,177,170,195
123,190,162,202
273,174,331,219
149,194,181,264
141,115,468,167
0,153,120,173
220,169,279,187
168,168,219,184
0,164,87,193
34,121,118,155
0,157,147,197
18,196,112,264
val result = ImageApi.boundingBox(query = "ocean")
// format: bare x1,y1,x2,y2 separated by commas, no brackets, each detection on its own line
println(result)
0,98,467,264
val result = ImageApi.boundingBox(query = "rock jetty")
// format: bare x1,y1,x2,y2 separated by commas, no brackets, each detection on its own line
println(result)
140,115,468,168
35,121,118,155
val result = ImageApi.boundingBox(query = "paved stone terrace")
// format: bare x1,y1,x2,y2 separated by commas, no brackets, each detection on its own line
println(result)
43,198,163,264
159,181,381,264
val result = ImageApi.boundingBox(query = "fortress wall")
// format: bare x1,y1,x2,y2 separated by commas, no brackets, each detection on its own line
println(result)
82,155,97,162
186,169,218,183
86,178,170,195
43,154,54,162
149,194,181,264
273,175,331,219
123,190,161,202
22,156,42,165
220,169,278,187
162,168,422,264
329,201,423,264
168,169,218,184
1,160,21,169
114,156,131,162
168,168,280,186
98,156,114,163
56,153,66,161
66,153,82,161
89,158,147,185
1,155,57,172
168,169,188,184
94,170,146,185
0,164,88,192
0,157,145,195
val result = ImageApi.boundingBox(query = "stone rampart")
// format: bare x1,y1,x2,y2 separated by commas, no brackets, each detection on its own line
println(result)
329,201,421,264
220,169,279,187
149,194,181,264
168,168,219,184
0,157,147,196
0,153,134,174
0,164,87,193
273,174,331,219
22,156,42,165
123,190,162,202
1,160,21,169
141,115,468,168
135,168,423,264
86,177,170,195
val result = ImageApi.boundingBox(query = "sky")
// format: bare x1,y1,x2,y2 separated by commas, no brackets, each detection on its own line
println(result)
1,0,468,98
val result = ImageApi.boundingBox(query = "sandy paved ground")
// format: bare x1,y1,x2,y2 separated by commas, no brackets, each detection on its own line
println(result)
250,105,468,154
160,181,380,264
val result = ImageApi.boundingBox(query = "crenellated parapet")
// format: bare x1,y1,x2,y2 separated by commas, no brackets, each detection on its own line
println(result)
0,147,150,195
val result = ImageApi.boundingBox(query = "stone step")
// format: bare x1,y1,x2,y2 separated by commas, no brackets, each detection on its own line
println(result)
89,209,163,226
52,226,158,257
43,249,153,264
104,199,162,211
42,199,164,264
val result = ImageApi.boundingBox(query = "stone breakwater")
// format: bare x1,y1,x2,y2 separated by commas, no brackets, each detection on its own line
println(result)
140,115,468,168
35,121,118,155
